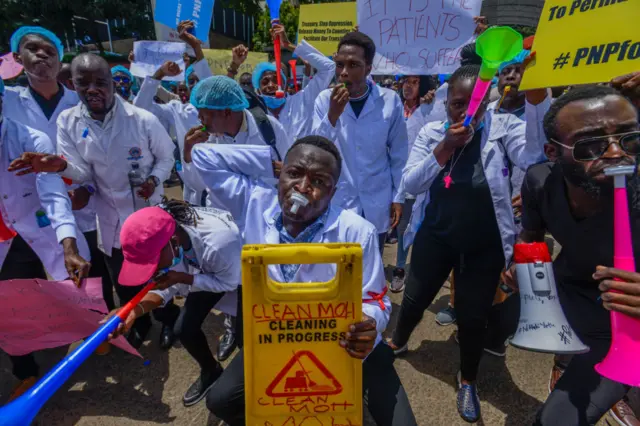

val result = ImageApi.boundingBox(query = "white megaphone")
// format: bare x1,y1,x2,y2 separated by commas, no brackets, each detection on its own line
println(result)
510,242,589,354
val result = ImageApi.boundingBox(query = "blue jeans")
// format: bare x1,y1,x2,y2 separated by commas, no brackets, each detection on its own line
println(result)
395,199,415,270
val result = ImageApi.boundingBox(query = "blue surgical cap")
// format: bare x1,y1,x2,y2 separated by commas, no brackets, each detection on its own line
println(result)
111,65,132,79
498,50,531,74
185,65,195,83
10,26,64,61
161,81,178,91
252,62,287,92
190,76,250,111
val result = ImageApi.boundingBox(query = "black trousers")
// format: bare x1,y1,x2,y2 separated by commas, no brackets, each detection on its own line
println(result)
172,291,224,374
83,230,115,311
534,334,628,425
206,343,417,426
392,225,505,381
1,235,47,380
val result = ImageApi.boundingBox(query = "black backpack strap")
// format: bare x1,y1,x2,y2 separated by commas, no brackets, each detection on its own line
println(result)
249,107,281,161
242,88,281,161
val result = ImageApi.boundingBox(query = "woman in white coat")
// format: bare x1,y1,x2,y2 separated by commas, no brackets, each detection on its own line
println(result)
386,65,548,423
2,79,90,400
191,138,417,426
229,23,335,141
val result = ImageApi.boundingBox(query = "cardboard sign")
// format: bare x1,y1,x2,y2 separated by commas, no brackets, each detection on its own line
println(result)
520,0,639,90
130,41,187,81
202,49,269,79
0,278,139,357
243,244,363,426
357,0,482,75
298,3,358,57
153,0,215,43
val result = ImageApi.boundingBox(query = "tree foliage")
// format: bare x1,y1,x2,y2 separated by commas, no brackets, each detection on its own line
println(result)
0,0,154,53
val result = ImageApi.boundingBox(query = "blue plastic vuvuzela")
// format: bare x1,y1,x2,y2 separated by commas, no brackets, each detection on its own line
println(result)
266,0,283,22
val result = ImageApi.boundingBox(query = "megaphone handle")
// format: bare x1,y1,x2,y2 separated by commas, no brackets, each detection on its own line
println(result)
463,79,491,127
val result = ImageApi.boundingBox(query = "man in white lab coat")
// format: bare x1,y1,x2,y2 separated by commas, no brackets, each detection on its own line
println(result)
192,138,417,426
1,79,91,400
312,32,408,251
22,53,177,348
228,23,335,141
3,26,112,308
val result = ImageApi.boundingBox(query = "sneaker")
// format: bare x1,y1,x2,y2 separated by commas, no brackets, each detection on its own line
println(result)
183,365,223,407
8,376,37,402
456,371,481,423
390,268,406,293
610,398,640,426
436,305,456,326
385,338,408,356
548,364,565,394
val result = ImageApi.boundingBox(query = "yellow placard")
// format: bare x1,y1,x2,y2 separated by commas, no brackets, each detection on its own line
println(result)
202,49,268,78
242,244,363,426
520,0,639,90
298,3,358,57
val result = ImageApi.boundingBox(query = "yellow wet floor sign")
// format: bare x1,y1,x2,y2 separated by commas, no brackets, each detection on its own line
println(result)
242,244,363,426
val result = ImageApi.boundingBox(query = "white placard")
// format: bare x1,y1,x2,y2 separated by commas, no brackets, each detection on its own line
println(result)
130,40,187,81
357,0,482,75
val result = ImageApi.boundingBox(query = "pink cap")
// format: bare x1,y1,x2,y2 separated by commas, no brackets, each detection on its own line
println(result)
119,207,176,286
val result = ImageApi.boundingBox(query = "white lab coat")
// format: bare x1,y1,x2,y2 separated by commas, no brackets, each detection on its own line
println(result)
401,98,551,266
312,84,408,234
0,117,90,280
56,96,175,256
133,59,212,205
151,206,242,314
3,86,97,233
268,40,335,141
192,144,391,348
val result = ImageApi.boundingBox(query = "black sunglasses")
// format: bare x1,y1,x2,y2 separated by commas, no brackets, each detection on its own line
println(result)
552,131,640,161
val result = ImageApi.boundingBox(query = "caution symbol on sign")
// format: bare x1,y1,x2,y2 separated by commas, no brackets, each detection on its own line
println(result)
266,350,343,397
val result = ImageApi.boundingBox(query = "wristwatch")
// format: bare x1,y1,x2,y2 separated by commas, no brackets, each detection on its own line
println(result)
150,176,160,187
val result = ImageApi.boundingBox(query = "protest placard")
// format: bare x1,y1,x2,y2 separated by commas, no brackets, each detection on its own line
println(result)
153,0,215,43
0,53,23,80
130,41,187,81
357,0,482,75
0,278,139,357
202,49,269,78
242,244,363,426
298,3,358,57
520,0,638,90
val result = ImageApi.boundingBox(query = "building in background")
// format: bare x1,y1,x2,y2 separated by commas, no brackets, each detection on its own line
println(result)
481,0,544,27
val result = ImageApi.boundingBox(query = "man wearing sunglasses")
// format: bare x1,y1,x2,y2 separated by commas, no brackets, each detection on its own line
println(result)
504,85,640,425
111,65,135,101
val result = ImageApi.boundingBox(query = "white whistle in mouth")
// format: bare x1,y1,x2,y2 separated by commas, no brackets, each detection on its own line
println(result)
289,192,309,214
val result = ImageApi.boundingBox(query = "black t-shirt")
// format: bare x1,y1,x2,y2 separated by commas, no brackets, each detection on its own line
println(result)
29,84,65,120
521,162,640,339
424,131,502,252
350,95,368,118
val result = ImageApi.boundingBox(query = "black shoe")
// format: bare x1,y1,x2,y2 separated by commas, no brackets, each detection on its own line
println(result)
183,365,223,407
216,329,237,362
159,324,176,350
126,329,144,349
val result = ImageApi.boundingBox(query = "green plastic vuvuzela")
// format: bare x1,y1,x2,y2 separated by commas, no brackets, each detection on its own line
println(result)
476,26,523,80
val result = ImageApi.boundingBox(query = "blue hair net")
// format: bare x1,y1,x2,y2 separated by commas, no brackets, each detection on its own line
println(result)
111,65,132,79
10,26,64,61
498,49,531,74
190,76,249,111
161,81,178,91
252,62,287,92
185,65,195,83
